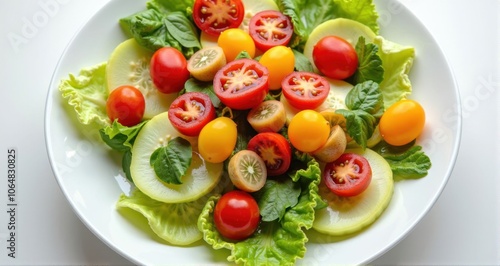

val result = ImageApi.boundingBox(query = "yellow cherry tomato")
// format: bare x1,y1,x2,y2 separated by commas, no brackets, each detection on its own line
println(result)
218,29,256,62
288,110,330,152
379,99,426,146
198,117,238,163
259,46,295,90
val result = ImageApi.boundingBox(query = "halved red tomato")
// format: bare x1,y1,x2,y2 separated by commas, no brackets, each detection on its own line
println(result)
213,59,269,110
248,10,293,51
192,0,245,36
168,92,216,136
323,153,372,197
281,72,330,110
247,132,291,176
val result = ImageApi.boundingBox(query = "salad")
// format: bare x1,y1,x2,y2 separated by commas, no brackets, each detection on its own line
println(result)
57,0,432,265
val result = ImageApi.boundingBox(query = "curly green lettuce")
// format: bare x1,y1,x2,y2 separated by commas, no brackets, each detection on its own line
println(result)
59,62,109,128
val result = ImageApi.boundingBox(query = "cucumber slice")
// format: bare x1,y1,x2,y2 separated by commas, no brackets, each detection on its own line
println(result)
281,79,353,125
313,148,394,236
130,112,223,203
106,39,177,119
117,182,223,246
303,18,377,73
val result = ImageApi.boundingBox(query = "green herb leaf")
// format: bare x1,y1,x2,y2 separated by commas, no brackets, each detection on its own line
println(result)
292,49,314,72
99,120,148,152
373,141,432,180
254,178,301,222
150,137,192,184
119,9,199,58
183,78,221,108
345,80,384,118
234,50,252,60
351,36,384,84
146,0,194,16
336,109,376,149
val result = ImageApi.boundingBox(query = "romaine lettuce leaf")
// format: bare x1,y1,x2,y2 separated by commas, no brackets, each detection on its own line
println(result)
198,154,323,265
374,36,415,109
278,0,379,50
59,62,109,128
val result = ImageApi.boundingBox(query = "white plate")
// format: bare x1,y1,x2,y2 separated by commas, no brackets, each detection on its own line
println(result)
44,0,462,264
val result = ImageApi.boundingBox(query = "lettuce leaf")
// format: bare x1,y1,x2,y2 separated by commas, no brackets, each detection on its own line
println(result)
374,36,415,109
59,62,109,128
198,154,323,265
99,120,147,152
278,0,379,50
146,0,194,16
117,180,225,246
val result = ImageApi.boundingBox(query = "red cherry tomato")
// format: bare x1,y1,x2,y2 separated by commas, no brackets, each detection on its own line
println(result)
213,59,269,110
281,72,330,110
168,92,216,136
106,85,145,127
214,190,260,240
247,132,292,176
313,36,358,80
150,47,190,94
248,10,293,51
323,153,372,197
192,0,245,36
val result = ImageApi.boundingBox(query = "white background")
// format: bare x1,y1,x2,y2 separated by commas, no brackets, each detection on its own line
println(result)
0,0,499,265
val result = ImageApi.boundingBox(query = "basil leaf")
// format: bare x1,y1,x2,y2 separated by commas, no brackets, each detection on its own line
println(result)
150,137,192,184
373,141,432,180
336,109,376,149
235,50,253,60
345,80,384,118
183,78,221,108
164,12,201,49
254,178,301,222
351,36,384,84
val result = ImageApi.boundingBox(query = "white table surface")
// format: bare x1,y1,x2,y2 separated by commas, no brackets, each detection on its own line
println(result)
1,0,499,265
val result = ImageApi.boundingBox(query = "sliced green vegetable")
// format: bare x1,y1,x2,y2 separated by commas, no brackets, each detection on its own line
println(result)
117,178,225,246
59,62,109,128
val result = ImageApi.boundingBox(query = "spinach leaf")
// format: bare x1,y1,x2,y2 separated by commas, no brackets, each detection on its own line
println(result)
254,178,301,222
351,36,384,85
150,137,192,184
373,141,432,180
